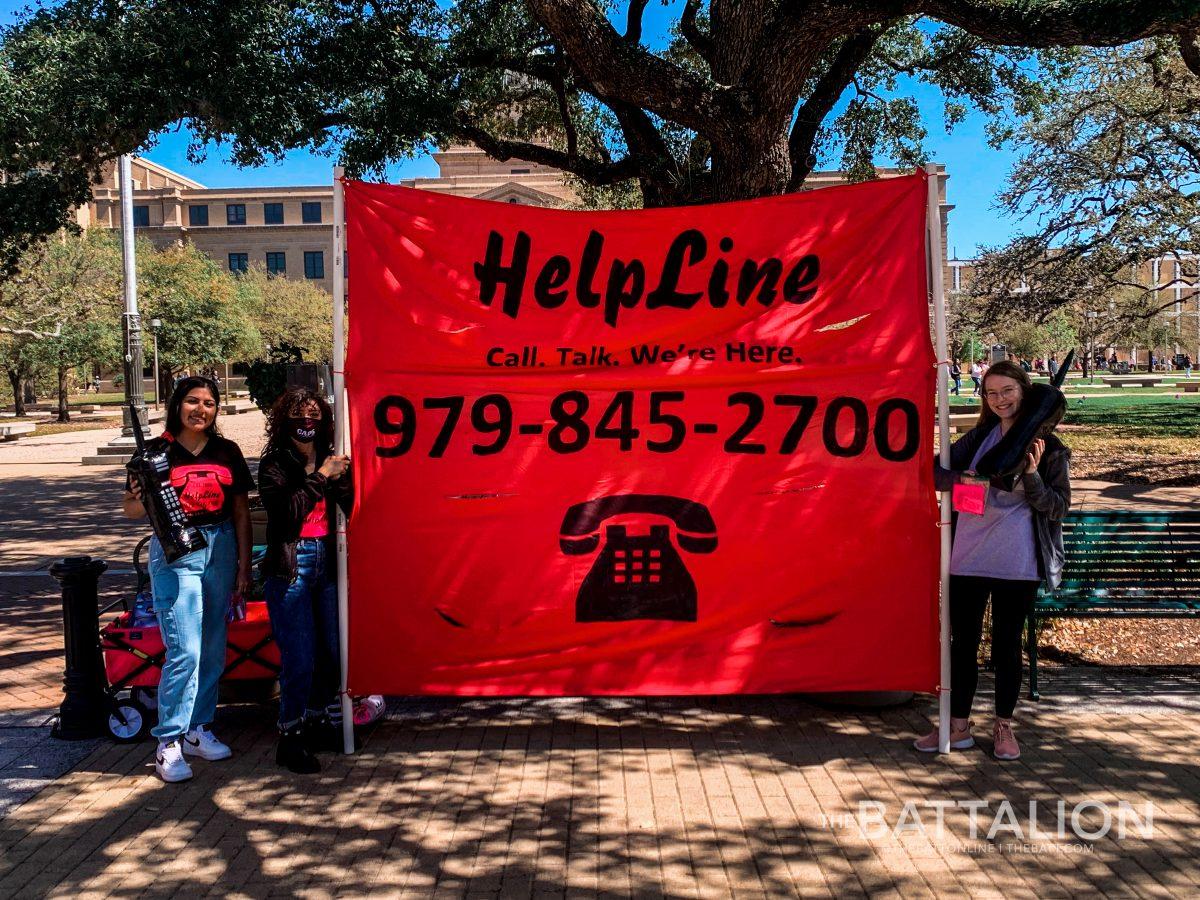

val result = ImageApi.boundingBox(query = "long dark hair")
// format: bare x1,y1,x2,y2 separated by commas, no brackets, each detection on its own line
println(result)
976,360,1033,429
165,376,222,437
264,388,335,459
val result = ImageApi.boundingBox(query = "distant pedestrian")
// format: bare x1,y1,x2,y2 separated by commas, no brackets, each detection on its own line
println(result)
92,375,101,394
949,359,961,396
1186,355,1194,378
969,360,983,396
1047,355,1058,379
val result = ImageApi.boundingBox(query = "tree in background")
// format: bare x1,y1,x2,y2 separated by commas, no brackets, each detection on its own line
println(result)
236,266,333,364
0,231,123,420
974,39,1199,326
138,241,262,394
2,1,1199,262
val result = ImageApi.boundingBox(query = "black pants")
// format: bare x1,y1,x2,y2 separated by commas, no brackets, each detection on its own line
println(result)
949,575,1038,719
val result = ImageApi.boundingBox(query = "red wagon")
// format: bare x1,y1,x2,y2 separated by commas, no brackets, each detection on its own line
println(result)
98,536,280,742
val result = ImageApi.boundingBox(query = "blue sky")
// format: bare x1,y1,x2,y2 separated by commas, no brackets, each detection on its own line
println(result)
2,0,1024,258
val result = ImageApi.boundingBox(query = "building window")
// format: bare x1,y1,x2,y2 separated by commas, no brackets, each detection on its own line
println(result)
266,252,286,275
303,251,325,280
511,168,530,174
228,253,248,274
188,205,209,226
132,205,150,227
264,202,284,225
301,201,322,224
226,204,246,225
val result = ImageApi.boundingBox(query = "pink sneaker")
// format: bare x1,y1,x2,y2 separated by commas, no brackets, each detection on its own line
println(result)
993,719,1020,760
352,695,385,726
913,720,974,752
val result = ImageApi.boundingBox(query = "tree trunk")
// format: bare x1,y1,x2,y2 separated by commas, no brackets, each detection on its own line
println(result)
56,363,69,423
22,377,36,405
7,368,24,417
710,134,792,203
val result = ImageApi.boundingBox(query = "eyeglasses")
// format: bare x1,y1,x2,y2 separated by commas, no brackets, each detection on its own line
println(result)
984,387,1020,401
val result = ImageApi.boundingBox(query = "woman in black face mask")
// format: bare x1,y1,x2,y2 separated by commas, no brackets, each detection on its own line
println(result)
258,388,352,773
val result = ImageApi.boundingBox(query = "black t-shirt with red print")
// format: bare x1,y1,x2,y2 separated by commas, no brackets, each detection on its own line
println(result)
127,433,254,527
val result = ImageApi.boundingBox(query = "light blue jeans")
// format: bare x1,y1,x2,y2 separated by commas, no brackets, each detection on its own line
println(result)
148,521,236,739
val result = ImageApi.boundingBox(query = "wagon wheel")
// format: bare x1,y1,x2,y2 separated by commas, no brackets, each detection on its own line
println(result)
107,696,151,743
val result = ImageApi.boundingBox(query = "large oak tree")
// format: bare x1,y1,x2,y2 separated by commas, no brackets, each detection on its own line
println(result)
2,0,1199,270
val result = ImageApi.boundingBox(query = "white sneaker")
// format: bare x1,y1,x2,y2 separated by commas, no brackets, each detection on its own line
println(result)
182,725,232,761
156,739,194,782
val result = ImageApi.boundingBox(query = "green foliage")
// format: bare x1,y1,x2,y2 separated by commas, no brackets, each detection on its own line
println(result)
0,230,123,418
2,0,1197,246
235,267,333,363
137,240,262,374
244,341,306,412
980,40,1200,322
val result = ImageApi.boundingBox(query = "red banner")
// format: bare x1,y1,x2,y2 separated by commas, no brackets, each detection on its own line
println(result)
344,174,939,695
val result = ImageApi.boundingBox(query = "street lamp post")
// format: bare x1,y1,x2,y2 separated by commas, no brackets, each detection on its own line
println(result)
118,155,146,437
149,318,162,410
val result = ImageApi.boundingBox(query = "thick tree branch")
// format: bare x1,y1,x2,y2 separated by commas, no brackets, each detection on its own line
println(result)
913,1,1200,46
551,50,579,162
1179,29,1200,77
453,116,640,185
787,27,885,190
609,101,688,205
524,0,725,137
681,0,714,66
625,0,649,44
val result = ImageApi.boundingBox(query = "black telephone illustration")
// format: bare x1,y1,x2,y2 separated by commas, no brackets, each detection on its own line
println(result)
559,494,717,623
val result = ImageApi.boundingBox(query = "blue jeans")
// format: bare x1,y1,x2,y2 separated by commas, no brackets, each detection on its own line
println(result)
148,521,236,740
264,540,340,727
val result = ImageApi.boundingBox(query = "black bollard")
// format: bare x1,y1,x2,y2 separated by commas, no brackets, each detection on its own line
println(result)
49,556,109,740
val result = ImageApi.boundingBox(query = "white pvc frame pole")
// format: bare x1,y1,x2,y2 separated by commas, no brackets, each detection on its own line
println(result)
926,163,953,754
333,166,354,754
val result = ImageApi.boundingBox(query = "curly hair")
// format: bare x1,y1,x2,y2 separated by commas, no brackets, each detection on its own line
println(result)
264,388,335,459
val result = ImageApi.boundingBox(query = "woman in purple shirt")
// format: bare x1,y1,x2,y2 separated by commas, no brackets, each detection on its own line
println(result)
914,361,1071,760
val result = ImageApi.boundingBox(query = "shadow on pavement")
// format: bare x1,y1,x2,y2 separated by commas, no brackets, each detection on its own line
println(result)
0,692,1198,895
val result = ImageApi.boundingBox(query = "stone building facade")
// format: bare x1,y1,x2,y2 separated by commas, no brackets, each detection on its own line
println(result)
86,149,954,294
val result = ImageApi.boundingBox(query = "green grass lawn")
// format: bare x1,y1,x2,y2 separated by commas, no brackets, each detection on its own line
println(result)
941,385,1200,440
1061,394,1200,438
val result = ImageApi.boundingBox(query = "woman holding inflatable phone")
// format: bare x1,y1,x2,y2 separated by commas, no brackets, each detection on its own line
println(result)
122,376,255,783
914,360,1071,760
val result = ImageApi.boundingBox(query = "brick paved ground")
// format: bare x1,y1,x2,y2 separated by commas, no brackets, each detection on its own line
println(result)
3,430,1200,896
0,687,1199,897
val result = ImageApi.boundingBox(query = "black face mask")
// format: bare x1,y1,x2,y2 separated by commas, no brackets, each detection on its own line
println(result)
290,416,319,443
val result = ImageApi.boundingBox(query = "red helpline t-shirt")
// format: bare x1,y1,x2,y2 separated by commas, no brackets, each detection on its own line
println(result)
128,433,255,527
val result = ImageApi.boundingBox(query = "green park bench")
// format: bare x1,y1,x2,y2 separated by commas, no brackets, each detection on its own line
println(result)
1027,510,1200,699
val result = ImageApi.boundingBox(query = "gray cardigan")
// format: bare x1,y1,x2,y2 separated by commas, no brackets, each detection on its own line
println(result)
934,423,1072,589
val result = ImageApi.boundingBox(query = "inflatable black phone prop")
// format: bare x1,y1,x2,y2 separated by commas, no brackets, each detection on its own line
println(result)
126,401,208,563
974,349,1073,491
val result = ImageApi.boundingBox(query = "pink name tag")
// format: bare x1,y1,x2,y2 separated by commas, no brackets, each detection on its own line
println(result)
952,475,989,516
